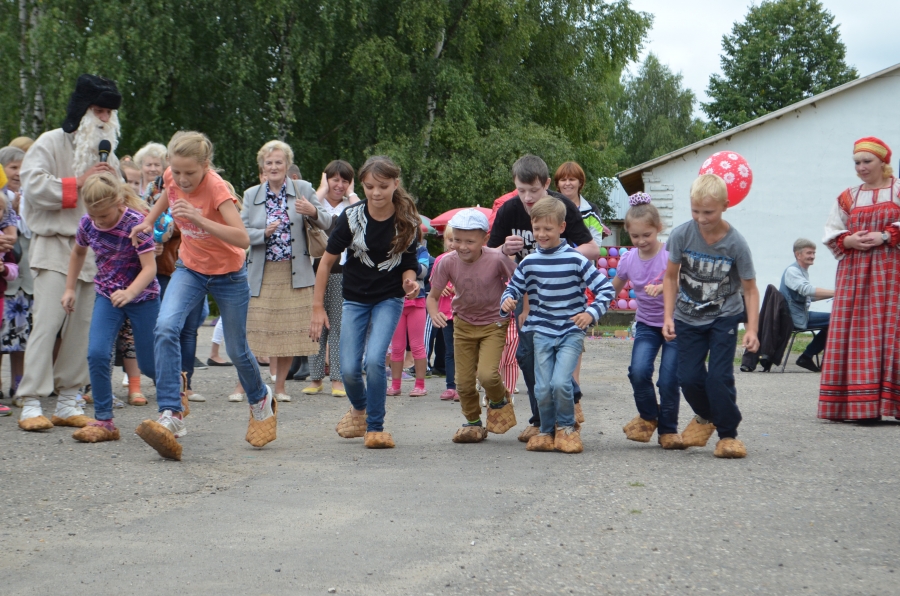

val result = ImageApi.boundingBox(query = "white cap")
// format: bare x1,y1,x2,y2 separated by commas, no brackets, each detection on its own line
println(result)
447,208,489,231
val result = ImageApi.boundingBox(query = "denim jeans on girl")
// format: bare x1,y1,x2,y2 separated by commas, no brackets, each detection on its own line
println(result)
340,298,404,432
532,331,584,434
89,295,159,420
158,274,206,390
442,321,456,389
628,322,680,434
674,314,743,439
155,262,265,412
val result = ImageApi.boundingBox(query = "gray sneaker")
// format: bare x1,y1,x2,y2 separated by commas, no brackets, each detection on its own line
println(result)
157,409,187,438
250,386,274,421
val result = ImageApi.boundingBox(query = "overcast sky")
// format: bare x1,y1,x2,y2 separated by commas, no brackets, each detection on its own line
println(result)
626,0,900,118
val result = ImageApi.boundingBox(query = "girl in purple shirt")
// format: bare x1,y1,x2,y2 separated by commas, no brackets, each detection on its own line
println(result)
62,173,159,443
612,194,684,449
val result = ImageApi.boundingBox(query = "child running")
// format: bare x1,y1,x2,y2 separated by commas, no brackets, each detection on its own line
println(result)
310,156,420,449
131,131,274,461
431,227,458,401
613,193,684,449
662,174,759,459
427,209,517,442
63,173,158,443
501,198,614,453
387,231,431,397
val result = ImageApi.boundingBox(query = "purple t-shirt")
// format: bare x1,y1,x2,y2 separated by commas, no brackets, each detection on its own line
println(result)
614,244,668,327
76,208,159,303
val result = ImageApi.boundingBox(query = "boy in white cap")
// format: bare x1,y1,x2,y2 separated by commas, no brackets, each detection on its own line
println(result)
427,209,517,442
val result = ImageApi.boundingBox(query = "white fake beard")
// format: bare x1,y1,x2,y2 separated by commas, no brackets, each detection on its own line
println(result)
72,110,120,177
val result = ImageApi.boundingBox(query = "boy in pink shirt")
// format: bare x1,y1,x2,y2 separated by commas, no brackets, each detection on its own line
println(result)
427,209,517,442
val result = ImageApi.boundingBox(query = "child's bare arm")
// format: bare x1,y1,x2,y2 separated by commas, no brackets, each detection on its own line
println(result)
611,276,626,293
172,198,250,249
111,251,158,308
741,279,760,353
662,261,680,340
425,291,447,328
131,189,168,246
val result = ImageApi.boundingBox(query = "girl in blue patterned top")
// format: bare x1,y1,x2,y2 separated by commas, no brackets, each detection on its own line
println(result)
62,173,159,443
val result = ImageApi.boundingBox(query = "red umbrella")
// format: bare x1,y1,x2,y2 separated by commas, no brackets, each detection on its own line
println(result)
430,206,493,233
489,190,518,226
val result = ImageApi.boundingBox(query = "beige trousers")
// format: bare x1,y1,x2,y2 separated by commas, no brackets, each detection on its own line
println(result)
16,269,94,398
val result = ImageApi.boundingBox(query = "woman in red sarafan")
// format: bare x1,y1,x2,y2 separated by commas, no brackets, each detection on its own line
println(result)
820,137,900,421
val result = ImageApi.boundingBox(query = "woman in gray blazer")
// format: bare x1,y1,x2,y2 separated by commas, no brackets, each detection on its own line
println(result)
242,140,331,402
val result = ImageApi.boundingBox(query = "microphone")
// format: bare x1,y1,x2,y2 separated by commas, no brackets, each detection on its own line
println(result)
98,140,111,163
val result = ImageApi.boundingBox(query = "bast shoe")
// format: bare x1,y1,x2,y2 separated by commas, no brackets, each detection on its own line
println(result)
518,425,540,443
575,402,585,424
336,409,367,438
486,399,516,434
681,416,716,447
554,426,583,453
658,433,687,450
73,419,120,443
135,411,186,460
622,416,657,443
452,422,487,443
713,437,747,458
364,431,395,449
246,386,277,448
526,433,555,452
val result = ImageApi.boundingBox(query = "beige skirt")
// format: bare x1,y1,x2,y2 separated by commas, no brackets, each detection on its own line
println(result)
247,260,319,357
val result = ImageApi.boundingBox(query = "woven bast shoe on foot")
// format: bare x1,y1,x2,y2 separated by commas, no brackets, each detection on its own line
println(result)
486,399,516,434
336,409,367,438
19,415,53,431
135,411,185,460
526,433,555,452
554,426,584,453
180,372,191,417
518,425,540,443
73,420,120,443
452,424,487,443
364,431,395,449
51,414,93,427
658,433,687,450
681,416,717,447
246,386,277,448
622,416,658,443
713,438,747,458
575,402,585,424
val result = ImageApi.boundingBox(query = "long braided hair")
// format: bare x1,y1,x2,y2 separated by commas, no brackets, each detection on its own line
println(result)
357,156,420,255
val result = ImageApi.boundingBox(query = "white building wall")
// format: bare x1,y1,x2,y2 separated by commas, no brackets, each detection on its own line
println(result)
649,71,900,310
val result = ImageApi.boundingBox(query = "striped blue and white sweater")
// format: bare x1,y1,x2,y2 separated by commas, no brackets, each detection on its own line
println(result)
501,242,614,336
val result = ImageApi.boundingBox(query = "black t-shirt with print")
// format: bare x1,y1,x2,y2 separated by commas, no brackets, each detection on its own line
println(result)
487,190,595,261
326,201,419,304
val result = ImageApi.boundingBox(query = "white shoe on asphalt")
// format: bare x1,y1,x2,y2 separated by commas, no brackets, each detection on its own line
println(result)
157,410,187,438
250,386,275,421
228,392,245,403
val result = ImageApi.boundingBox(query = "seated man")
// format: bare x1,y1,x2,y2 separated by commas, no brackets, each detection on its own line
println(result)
779,238,834,372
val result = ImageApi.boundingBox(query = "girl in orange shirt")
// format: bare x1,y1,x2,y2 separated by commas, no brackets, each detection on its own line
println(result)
130,132,275,460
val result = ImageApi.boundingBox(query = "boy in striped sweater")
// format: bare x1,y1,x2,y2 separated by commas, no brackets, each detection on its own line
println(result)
501,198,614,453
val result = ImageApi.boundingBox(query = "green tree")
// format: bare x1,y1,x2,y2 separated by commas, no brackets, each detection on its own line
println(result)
703,0,857,130
614,53,714,167
0,0,651,215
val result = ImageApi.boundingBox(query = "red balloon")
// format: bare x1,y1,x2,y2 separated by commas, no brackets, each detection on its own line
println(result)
618,290,629,300
608,257,618,268
699,151,753,207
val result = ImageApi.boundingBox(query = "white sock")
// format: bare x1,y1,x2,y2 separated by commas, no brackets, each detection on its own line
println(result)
21,397,43,420
55,390,85,418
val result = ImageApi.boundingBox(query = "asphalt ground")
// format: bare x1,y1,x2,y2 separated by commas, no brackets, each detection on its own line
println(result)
1,326,897,595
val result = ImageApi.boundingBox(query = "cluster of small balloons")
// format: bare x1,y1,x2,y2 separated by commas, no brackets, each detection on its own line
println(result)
598,247,637,310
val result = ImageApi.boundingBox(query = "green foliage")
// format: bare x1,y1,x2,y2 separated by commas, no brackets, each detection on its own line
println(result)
0,0,651,216
614,53,716,167
703,0,857,130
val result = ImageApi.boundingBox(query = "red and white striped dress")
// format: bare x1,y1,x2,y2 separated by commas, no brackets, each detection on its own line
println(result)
819,178,900,420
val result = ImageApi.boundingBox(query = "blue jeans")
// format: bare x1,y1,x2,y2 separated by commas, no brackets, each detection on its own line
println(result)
533,331,583,433
674,314,743,439
442,321,456,389
516,321,582,427
155,262,265,412
158,274,206,390
89,295,159,420
340,298,404,432
800,311,830,358
628,322,680,434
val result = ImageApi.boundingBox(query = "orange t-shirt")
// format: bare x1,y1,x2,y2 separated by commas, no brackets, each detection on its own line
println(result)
163,168,245,275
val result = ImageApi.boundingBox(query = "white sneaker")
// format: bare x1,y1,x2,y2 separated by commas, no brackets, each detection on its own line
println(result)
157,410,187,438
186,390,206,402
275,392,291,402
228,392,245,402
250,386,274,421
122,373,129,387
112,397,126,409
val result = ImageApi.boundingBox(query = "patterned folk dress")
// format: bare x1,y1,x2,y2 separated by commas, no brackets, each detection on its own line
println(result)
819,177,900,420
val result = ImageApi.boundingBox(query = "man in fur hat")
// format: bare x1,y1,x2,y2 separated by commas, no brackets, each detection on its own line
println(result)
17,74,122,431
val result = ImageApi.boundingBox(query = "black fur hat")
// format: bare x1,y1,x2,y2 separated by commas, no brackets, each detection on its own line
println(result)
61,74,122,133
